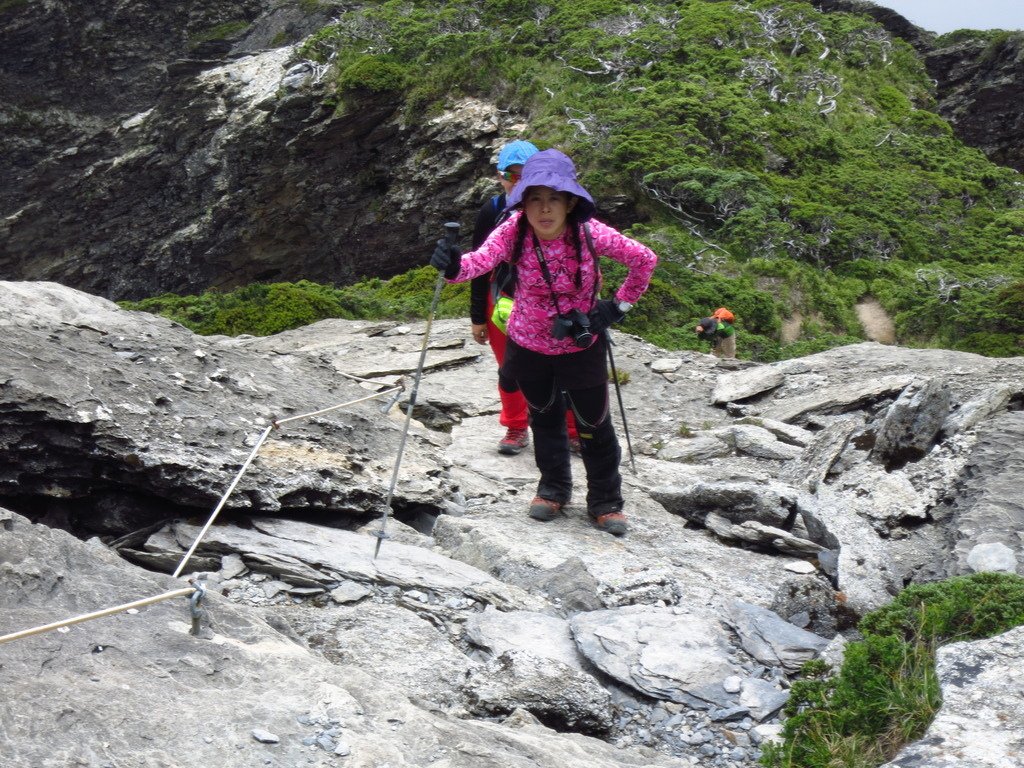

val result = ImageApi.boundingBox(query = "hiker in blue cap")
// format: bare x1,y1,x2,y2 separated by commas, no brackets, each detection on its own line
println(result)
469,141,580,456
431,149,658,536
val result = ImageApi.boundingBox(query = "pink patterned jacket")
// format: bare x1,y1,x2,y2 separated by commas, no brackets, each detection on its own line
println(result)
450,211,658,355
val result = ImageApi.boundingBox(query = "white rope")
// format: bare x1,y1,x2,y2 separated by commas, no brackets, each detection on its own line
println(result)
272,387,400,426
2,386,404,645
173,386,402,577
172,424,274,578
0,587,196,645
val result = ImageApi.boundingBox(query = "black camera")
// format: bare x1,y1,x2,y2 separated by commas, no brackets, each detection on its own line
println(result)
551,309,593,348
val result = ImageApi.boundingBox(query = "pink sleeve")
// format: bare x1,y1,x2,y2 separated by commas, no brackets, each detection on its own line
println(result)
449,213,520,282
587,220,658,303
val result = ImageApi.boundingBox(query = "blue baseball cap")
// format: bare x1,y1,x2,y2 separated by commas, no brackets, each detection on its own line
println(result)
496,140,539,171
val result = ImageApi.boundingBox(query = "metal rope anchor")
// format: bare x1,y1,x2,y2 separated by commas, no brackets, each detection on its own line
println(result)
188,579,207,637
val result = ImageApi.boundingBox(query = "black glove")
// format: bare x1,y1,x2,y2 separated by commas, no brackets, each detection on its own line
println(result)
430,239,462,278
589,299,626,335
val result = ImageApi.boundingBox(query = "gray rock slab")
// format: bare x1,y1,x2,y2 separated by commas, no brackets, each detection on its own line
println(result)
0,510,692,768
160,517,541,610
881,626,1024,768
447,415,541,487
570,605,739,704
725,520,825,557
721,424,803,461
274,601,477,708
761,375,913,424
816,486,903,614
464,649,613,732
739,678,790,721
950,411,1024,578
0,283,454,532
711,366,787,404
651,481,827,547
724,600,829,672
532,556,605,614
736,416,815,447
872,377,951,466
829,464,932,532
651,357,683,373
8,285,1024,766
330,580,372,604
942,385,1016,436
965,542,1019,574
656,434,732,463
433,479,781,610
465,607,585,671
781,416,862,492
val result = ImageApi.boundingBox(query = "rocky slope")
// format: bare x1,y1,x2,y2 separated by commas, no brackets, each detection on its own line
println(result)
1,280,1023,767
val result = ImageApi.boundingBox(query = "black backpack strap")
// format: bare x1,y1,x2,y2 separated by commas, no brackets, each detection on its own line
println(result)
583,221,601,307
583,221,596,259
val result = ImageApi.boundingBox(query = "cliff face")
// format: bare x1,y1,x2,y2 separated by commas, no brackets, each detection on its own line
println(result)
814,1,1024,173
0,0,537,299
926,33,1024,172
1,0,268,204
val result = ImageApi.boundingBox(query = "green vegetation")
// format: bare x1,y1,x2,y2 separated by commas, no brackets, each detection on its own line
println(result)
0,0,29,14
189,20,251,45
336,55,409,92
762,572,1024,768
134,1,1023,359
123,275,469,336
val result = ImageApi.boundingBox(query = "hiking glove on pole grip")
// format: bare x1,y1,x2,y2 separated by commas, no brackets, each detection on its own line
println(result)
589,299,626,335
430,239,461,278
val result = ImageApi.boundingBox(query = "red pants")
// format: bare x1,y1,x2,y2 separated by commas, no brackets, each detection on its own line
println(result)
486,294,577,438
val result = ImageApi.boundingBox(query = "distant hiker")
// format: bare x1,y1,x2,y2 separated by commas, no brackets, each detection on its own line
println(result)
469,141,581,457
431,149,658,536
695,307,736,359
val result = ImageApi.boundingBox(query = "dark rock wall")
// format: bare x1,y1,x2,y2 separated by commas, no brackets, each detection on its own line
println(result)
926,34,1024,172
0,0,506,299
814,1,1024,173
0,0,268,198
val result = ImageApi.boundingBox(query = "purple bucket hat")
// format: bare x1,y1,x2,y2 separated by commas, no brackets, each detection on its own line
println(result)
504,149,596,221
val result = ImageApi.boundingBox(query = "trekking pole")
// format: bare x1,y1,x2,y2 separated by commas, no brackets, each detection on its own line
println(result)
604,330,636,474
373,221,460,559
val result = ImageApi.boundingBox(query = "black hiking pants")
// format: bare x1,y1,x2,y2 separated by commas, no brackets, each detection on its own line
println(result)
502,337,623,517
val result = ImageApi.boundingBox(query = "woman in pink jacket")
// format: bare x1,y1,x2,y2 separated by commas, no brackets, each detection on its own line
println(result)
430,149,657,535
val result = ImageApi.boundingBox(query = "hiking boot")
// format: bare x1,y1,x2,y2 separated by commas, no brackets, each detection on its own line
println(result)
592,511,628,536
568,436,582,455
498,427,530,455
528,496,564,521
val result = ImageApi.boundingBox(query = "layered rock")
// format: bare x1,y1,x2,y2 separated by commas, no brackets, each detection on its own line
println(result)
2,282,1024,766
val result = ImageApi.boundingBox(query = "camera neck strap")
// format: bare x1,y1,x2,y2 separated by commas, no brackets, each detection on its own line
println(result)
530,226,601,316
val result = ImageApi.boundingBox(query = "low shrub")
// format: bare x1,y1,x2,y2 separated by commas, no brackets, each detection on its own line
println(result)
336,56,409,93
762,572,1024,768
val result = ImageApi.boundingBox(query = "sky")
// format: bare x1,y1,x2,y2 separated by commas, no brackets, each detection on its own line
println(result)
873,1,1024,34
